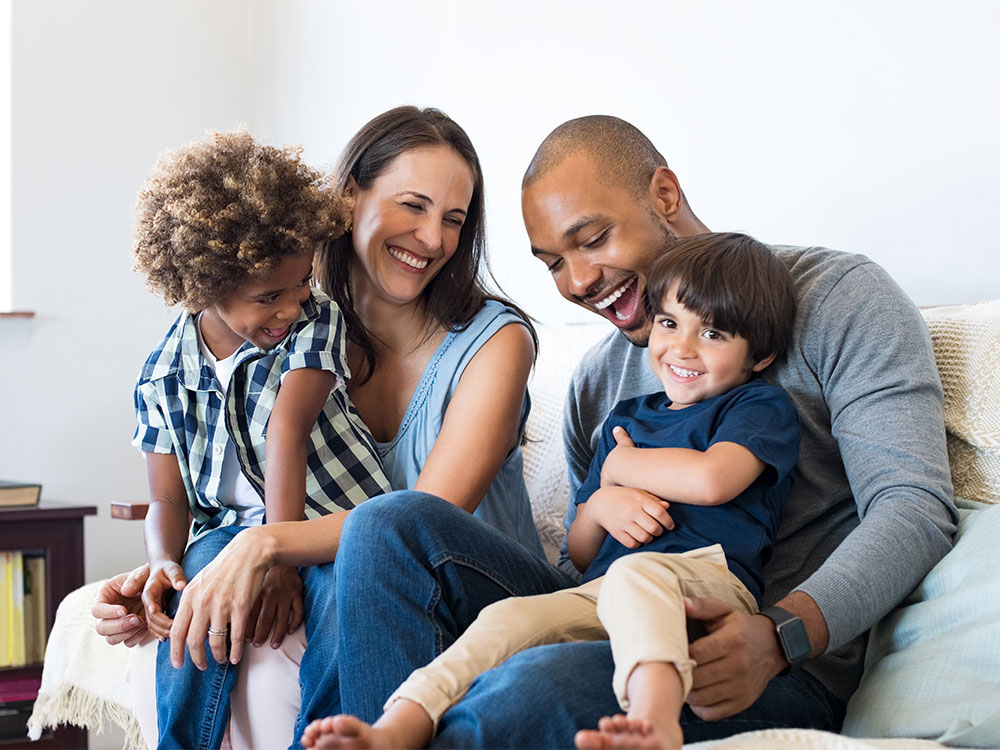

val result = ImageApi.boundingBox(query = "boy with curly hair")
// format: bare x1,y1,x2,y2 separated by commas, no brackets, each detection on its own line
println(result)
130,130,390,749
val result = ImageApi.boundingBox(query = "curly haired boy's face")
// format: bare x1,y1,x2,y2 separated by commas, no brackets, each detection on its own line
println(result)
349,145,474,308
199,251,315,359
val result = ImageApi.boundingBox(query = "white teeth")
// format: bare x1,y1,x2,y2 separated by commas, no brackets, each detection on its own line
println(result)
388,247,429,269
669,364,703,378
593,277,636,310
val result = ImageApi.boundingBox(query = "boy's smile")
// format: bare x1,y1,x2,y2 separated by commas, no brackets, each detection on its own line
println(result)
648,283,772,409
199,251,315,359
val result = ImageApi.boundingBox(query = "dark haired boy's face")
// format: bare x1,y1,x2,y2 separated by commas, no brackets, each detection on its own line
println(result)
648,284,769,409
523,152,677,346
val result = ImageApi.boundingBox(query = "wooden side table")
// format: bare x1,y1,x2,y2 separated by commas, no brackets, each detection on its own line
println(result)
0,501,96,749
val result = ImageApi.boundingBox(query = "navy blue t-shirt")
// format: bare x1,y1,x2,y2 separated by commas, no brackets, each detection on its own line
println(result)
576,378,800,604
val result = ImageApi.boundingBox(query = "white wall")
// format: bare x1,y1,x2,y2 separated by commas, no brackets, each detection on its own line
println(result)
2,0,997,584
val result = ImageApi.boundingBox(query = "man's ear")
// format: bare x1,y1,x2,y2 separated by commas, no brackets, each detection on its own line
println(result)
751,352,777,373
649,167,684,222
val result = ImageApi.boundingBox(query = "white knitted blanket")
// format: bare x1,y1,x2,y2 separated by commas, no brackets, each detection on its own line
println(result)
922,301,1000,505
26,579,144,750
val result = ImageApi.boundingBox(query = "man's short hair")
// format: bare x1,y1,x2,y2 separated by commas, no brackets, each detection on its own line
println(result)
522,115,668,200
643,232,797,365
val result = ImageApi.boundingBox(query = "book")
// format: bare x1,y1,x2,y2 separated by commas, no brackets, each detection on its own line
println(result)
0,480,42,508
22,555,47,664
0,552,8,667
9,552,25,666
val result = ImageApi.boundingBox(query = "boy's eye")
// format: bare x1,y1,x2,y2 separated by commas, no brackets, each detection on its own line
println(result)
656,316,676,329
257,294,280,305
703,329,725,340
298,273,313,287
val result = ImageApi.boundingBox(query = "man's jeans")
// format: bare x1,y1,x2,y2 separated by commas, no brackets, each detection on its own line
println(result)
335,491,845,749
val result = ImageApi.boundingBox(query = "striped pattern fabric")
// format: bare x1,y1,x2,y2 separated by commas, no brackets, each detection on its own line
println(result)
133,290,390,540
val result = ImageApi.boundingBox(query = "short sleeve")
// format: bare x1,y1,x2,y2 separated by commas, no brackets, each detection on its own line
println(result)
711,384,801,486
132,380,176,454
281,294,349,385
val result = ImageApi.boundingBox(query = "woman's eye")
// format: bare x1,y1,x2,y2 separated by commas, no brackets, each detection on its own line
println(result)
445,216,464,227
402,201,423,211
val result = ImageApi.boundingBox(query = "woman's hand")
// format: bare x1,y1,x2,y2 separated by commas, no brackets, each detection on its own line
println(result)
245,564,304,648
168,528,273,670
92,564,151,647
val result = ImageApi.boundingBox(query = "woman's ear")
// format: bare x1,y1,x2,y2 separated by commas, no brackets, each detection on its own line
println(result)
345,175,359,198
751,352,777,373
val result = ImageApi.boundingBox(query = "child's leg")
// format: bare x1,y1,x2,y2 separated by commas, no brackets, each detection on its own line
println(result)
580,548,756,750
155,525,247,750
305,579,607,749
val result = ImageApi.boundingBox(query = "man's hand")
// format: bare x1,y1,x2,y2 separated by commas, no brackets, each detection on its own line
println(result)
683,596,785,720
92,564,151,647
141,560,187,641
588,485,674,548
244,564,304,648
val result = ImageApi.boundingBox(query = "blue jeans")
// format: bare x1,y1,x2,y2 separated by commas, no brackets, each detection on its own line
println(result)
333,491,846,748
156,525,246,750
155,526,341,750
334,491,577,722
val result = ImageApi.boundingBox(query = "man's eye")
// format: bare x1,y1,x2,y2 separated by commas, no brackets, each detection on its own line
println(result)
583,229,610,249
545,259,562,273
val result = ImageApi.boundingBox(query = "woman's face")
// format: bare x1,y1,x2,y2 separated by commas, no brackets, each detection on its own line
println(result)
349,144,475,309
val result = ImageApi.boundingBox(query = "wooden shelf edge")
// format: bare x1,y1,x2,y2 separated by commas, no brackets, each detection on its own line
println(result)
0,310,35,318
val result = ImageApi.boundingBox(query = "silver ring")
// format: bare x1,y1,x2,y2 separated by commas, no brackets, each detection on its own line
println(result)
207,626,229,637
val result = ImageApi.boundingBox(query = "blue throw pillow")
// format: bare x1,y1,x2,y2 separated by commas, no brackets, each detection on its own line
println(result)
842,500,1000,747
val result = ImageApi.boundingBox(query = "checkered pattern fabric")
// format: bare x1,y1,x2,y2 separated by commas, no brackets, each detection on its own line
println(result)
133,290,390,541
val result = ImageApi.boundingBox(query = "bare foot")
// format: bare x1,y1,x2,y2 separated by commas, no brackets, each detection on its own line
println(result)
301,704,433,750
300,715,383,749
574,714,683,750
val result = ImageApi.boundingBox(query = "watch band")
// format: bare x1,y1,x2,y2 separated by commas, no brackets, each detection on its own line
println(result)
759,606,811,675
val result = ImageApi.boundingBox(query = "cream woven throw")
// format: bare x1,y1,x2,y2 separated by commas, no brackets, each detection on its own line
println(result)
922,301,1000,504
26,580,144,750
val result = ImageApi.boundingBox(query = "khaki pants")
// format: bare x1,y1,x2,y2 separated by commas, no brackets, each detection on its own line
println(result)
385,544,757,728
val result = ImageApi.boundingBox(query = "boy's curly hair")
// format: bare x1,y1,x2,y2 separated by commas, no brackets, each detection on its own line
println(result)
133,129,352,312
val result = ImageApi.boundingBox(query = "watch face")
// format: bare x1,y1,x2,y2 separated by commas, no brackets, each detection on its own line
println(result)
777,618,811,664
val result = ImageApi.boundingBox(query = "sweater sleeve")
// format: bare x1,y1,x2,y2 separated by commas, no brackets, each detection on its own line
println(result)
794,262,957,651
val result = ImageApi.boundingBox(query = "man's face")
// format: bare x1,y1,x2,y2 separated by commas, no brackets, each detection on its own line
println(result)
522,152,677,346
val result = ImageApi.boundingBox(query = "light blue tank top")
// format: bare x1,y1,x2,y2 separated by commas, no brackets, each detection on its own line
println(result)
377,300,544,558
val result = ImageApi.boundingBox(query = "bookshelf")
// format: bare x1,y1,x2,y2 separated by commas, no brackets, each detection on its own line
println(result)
0,501,96,749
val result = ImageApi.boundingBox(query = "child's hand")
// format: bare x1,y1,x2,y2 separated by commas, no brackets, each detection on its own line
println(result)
141,561,186,642
588,486,674,549
244,564,304,648
601,426,637,487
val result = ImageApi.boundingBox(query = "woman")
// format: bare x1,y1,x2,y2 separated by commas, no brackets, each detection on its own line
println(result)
93,106,559,748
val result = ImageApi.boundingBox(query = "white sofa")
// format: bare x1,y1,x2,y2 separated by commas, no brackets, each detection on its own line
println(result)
28,301,1000,750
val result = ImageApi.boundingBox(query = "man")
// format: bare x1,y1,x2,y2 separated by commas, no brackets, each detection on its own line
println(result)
328,115,956,747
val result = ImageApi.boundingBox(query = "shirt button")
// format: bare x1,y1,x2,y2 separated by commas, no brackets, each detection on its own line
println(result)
214,444,224,457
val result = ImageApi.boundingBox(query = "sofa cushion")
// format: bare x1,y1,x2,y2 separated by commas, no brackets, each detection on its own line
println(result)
842,499,1000,747
921,301,1000,504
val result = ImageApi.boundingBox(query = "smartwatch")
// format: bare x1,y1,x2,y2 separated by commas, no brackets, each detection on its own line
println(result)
759,606,811,675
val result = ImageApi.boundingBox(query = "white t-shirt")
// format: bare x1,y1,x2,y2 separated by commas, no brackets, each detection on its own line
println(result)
196,314,265,526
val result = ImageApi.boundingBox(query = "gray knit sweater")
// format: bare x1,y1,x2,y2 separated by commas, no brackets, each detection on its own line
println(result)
559,246,957,704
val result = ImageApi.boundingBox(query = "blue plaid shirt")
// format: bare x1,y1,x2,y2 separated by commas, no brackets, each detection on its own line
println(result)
132,290,391,541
